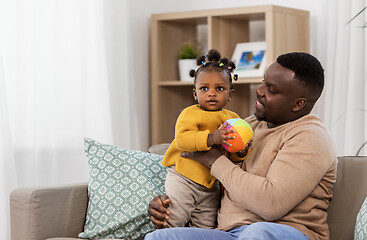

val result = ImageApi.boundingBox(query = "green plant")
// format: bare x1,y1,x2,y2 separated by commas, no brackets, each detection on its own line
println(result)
178,43,201,59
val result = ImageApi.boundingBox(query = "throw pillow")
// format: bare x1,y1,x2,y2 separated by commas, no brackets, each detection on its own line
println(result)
355,196,367,240
79,138,166,239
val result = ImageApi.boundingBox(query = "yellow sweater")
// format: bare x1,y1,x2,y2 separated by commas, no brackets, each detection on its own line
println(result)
162,104,245,188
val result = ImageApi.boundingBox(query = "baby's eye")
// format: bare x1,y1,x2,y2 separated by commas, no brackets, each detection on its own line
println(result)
217,87,224,91
200,87,208,91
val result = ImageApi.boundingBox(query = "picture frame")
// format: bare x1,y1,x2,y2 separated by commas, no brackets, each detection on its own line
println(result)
231,41,266,78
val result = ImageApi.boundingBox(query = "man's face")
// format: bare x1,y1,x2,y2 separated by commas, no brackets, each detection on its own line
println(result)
255,62,304,127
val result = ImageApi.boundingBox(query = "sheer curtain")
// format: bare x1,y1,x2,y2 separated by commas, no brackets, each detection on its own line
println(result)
324,0,366,156
0,57,17,239
0,1,132,239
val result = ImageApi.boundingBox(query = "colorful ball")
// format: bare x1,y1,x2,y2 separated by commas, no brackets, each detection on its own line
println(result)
221,118,253,152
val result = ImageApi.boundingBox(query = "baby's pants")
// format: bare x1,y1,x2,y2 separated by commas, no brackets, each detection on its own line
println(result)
165,167,220,229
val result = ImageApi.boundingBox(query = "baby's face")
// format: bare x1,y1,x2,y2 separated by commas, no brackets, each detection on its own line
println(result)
193,71,233,111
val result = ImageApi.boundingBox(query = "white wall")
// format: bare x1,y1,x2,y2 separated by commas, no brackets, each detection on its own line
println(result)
123,0,329,151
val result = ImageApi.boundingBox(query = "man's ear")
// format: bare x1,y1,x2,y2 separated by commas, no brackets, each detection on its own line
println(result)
192,88,197,101
292,98,307,112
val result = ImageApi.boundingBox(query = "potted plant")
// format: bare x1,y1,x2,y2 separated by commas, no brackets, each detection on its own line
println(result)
178,43,201,82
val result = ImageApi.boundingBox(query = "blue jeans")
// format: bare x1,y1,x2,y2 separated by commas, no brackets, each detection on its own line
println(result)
144,222,310,240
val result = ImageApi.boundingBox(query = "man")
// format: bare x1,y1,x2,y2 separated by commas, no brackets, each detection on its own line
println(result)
145,52,337,240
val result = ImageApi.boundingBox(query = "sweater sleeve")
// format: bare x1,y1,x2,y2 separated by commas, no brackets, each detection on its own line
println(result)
211,125,336,221
174,107,211,152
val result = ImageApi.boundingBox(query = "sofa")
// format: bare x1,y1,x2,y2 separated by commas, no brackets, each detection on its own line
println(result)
9,144,367,240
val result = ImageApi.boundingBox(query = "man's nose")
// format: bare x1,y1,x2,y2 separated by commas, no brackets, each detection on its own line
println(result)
256,84,265,97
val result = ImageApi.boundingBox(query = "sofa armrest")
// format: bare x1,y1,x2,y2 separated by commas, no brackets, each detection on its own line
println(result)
10,183,88,240
327,156,367,240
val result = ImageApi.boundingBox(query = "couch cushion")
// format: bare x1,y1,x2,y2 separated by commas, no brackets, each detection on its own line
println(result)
327,156,367,240
78,138,166,239
148,143,170,156
355,196,367,240
48,238,120,240
48,238,83,240
10,184,88,240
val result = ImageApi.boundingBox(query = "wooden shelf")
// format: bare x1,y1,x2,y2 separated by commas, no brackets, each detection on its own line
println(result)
157,78,263,87
150,5,309,145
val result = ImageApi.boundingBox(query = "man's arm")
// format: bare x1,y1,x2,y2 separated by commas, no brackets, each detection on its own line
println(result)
183,128,336,221
179,144,223,168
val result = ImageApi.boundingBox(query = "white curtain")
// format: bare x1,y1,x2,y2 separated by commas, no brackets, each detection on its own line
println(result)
0,57,17,240
0,1,133,239
324,0,367,156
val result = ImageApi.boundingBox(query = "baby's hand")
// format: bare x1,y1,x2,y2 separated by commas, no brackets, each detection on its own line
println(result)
208,122,235,146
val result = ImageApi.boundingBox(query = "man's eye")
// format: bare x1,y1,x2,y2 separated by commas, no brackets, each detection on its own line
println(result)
268,87,276,94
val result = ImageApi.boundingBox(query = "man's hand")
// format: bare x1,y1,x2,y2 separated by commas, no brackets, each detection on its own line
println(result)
180,145,223,168
236,139,252,158
148,195,171,229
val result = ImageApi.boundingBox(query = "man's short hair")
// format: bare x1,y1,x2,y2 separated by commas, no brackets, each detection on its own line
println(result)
277,52,324,100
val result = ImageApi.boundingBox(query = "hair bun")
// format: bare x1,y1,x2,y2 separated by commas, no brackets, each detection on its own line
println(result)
207,49,221,62
189,69,196,77
196,55,206,66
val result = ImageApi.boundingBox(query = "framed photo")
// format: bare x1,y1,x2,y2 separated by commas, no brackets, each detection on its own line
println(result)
231,41,266,78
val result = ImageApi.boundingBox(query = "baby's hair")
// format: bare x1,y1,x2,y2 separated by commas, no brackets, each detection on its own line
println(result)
189,49,238,89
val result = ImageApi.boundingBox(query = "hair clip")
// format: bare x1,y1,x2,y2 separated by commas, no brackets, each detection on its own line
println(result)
228,66,232,70
232,74,238,81
202,61,206,65
219,63,224,67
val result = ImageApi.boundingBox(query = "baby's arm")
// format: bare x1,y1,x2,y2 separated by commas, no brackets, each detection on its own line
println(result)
175,109,213,152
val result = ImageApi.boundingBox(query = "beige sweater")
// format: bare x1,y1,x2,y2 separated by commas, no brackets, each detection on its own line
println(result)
211,114,337,240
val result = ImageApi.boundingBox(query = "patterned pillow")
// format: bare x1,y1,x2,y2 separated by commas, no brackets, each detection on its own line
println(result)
79,138,166,239
355,196,367,240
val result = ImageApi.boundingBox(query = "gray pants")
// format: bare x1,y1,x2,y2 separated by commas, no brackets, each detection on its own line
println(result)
165,167,220,229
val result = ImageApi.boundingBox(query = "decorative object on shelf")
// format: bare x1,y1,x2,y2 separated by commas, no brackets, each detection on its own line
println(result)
178,43,201,82
231,41,266,78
